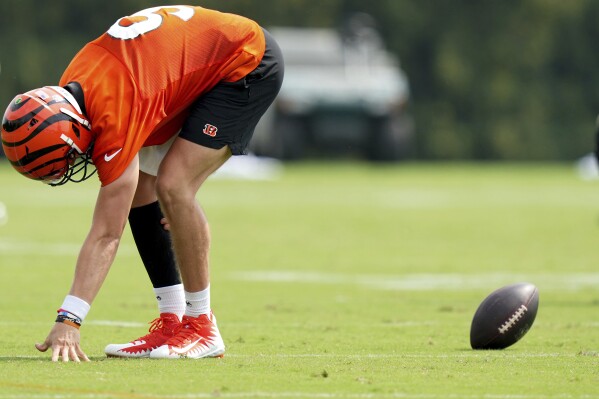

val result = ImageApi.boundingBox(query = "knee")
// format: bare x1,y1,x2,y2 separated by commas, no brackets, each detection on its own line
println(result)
155,175,188,209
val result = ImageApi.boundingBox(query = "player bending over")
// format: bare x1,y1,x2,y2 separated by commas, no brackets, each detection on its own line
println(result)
1,5,283,361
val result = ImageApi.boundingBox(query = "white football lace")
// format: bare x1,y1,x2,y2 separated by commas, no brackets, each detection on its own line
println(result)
498,304,528,334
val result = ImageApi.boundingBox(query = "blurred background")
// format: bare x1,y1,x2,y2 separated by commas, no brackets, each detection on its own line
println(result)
1,0,599,162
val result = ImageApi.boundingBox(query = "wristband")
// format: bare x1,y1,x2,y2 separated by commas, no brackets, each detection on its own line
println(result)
56,295,90,329
59,295,90,321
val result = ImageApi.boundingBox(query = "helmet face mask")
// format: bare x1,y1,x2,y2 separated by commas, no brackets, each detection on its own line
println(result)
1,86,96,185
45,136,95,186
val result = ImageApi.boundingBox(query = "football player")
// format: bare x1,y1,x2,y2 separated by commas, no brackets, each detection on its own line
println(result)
1,5,283,361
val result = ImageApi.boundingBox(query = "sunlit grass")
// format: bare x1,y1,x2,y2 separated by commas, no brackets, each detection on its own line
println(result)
0,160,598,398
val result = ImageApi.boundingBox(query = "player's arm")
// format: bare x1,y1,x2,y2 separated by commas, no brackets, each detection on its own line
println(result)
35,156,140,362
70,155,139,303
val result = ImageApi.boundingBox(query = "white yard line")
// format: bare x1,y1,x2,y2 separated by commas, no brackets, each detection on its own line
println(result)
0,238,137,257
2,237,599,292
87,320,147,328
0,202,7,226
230,270,599,291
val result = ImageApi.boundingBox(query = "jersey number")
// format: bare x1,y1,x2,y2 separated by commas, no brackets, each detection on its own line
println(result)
107,6,194,40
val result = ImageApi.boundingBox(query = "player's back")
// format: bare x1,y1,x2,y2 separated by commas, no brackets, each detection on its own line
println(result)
91,5,264,108
59,5,266,186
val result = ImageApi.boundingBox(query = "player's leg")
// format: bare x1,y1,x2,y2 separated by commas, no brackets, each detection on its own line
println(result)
155,140,230,294
148,140,229,359
105,147,184,358
129,172,182,289
128,171,183,292
150,27,284,359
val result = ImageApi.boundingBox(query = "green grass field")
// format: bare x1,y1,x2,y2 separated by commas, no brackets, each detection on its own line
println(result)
0,160,598,398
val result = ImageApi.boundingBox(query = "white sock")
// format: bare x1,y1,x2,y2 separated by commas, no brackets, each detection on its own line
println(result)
154,284,185,319
184,285,211,318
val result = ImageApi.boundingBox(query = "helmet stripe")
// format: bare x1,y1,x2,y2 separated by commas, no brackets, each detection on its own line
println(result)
8,143,67,168
1,104,47,132
29,156,68,177
1,113,73,147
46,86,84,115
1,86,95,185
2,97,69,133
7,97,33,112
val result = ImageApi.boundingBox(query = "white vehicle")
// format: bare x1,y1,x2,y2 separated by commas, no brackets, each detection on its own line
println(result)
251,14,414,160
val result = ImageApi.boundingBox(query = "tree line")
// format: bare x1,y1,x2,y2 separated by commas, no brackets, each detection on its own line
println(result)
1,0,597,160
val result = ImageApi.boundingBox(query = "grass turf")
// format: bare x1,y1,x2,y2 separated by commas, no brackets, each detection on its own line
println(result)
0,160,598,398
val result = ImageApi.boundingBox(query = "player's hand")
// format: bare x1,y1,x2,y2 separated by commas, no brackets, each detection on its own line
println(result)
161,217,170,231
35,322,90,362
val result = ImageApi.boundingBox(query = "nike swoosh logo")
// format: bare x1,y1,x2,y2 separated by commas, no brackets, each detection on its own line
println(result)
104,148,123,162
170,337,206,354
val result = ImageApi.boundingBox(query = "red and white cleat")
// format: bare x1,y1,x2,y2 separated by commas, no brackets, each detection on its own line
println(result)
150,312,225,359
104,313,181,358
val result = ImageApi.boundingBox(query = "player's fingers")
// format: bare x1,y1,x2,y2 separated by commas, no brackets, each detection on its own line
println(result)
76,345,90,362
62,346,70,362
69,346,81,363
35,342,49,352
51,346,60,362
160,217,170,231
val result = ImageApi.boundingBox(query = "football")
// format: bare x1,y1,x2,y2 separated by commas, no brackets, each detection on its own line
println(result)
470,282,539,350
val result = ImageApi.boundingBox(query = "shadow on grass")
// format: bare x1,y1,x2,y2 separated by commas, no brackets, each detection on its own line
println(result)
0,355,115,362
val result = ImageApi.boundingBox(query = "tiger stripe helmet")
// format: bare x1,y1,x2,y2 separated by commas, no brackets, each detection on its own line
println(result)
1,86,95,186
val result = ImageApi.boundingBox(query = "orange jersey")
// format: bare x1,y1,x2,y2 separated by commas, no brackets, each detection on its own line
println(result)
59,6,265,186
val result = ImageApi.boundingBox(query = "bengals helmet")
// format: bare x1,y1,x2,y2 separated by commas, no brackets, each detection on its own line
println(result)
1,86,95,186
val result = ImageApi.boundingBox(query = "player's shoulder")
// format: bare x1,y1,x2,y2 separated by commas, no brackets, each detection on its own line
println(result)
103,6,259,40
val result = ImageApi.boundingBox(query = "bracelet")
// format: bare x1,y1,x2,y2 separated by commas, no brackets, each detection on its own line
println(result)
56,309,82,329
55,314,81,329
57,308,83,323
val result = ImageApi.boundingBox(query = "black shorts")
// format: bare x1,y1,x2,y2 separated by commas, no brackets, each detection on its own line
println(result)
178,28,284,155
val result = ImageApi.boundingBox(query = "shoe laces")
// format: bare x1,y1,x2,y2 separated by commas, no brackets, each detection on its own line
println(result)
136,316,178,345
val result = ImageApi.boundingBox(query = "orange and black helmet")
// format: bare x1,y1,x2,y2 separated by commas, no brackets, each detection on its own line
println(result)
1,86,95,186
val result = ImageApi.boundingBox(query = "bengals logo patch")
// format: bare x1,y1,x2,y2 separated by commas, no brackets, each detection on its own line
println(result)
203,124,218,137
